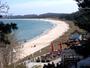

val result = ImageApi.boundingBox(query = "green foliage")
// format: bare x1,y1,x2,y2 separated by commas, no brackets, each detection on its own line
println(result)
8,63,26,68
0,21,18,46
15,63,26,68
74,12,90,32
0,21,18,34
75,0,90,9
32,65,42,68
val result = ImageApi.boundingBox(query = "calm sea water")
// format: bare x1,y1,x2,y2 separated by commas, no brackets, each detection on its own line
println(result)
0,19,54,41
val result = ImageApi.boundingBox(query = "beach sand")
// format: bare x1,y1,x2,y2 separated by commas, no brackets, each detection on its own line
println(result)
15,19,69,62
14,18,86,64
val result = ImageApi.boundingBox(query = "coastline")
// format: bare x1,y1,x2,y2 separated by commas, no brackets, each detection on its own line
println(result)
15,19,69,62
23,19,56,43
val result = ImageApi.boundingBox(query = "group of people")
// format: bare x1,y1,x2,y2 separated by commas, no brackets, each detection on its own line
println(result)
35,50,62,63
43,62,62,68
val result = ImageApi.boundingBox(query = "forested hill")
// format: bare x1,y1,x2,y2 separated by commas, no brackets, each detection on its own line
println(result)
1,11,90,32
72,10,90,32
4,13,73,20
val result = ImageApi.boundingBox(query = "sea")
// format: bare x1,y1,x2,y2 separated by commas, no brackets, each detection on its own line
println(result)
0,19,54,42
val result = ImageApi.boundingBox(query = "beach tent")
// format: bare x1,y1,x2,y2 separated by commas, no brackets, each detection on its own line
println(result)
69,31,82,41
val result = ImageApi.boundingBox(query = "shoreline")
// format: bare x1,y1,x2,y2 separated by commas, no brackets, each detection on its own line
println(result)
15,19,69,62
24,19,56,44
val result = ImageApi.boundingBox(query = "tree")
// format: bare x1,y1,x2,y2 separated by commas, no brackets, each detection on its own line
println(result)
0,1,18,68
0,1,9,18
0,22,18,45
0,21,18,68
75,0,90,9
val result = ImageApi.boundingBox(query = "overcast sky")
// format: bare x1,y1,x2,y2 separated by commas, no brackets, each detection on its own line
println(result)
2,0,78,15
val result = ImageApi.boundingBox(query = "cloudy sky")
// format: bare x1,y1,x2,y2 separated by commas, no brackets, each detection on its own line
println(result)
2,0,78,15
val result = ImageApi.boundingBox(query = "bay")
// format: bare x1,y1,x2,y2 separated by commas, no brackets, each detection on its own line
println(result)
0,19,54,42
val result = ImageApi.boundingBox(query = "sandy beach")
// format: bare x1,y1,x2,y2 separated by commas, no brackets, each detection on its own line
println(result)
15,19,69,62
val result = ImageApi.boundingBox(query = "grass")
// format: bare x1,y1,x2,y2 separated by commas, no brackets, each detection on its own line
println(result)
7,63,26,68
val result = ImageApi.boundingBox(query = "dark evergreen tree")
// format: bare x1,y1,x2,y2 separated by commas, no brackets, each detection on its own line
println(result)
75,0,90,9
0,21,18,46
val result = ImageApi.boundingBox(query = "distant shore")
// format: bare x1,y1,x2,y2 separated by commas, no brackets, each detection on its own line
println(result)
15,19,69,62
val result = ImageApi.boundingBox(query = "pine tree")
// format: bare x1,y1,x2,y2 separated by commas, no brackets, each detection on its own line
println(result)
75,0,90,9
